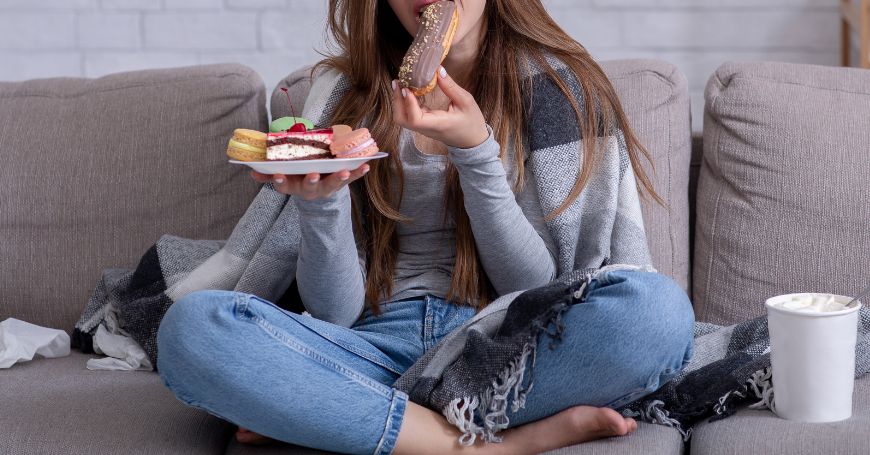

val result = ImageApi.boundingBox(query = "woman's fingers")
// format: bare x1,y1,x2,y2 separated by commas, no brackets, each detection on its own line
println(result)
317,164,371,196
250,171,272,184
304,172,320,190
402,88,426,127
403,89,455,135
393,79,439,130
346,163,371,183
286,173,318,200
436,66,473,109
391,80,406,124
270,173,298,194
315,170,351,197
269,166,370,200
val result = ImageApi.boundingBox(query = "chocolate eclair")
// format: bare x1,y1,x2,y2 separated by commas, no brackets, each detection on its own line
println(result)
398,1,460,96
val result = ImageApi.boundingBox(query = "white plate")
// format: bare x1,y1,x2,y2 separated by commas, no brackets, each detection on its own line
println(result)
230,153,388,175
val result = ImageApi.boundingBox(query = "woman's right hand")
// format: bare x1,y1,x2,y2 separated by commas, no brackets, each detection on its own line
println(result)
250,164,370,201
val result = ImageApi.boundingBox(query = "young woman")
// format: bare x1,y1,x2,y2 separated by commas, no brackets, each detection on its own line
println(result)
156,0,695,453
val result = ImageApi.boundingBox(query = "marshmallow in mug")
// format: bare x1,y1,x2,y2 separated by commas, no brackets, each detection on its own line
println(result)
771,294,847,313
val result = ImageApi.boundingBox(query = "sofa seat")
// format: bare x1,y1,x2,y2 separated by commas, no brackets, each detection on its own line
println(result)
691,376,870,454
2,352,686,455
224,418,686,454
0,352,231,455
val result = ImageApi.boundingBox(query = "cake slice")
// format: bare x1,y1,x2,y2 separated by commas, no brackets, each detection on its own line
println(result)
266,128,334,161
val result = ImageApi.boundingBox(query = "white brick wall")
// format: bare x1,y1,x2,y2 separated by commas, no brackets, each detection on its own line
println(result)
0,0,841,130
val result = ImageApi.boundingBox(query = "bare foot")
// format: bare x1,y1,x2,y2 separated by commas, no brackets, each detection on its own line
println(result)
235,427,274,445
394,401,636,455
501,406,637,453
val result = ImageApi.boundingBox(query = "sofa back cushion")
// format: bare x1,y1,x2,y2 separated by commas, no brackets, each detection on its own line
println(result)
272,59,693,293
694,61,870,324
0,64,265,331
602,60,693,294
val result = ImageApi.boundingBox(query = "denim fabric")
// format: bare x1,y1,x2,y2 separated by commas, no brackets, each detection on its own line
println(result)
156,270,694,454
507,269,695,426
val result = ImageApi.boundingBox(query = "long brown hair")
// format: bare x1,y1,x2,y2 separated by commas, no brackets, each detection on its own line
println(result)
319,0,659,314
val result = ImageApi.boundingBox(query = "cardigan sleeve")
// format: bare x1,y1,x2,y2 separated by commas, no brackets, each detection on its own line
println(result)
293,186,367,327
275,69,368,326
448,128,557,295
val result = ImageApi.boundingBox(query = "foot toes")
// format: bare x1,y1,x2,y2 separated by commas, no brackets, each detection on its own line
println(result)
235,429,272,445
598,408,632,437
625,417,638,434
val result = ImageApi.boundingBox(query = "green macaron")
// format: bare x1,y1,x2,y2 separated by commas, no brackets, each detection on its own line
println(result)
269,117,315,133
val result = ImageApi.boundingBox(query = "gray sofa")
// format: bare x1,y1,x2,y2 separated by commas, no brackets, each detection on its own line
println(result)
1,59,868,455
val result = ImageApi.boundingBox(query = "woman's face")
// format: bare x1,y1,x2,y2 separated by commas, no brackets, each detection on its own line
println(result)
387,0,487,51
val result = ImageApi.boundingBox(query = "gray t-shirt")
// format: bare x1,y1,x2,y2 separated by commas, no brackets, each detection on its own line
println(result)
293,128,557,327
388,130,456,302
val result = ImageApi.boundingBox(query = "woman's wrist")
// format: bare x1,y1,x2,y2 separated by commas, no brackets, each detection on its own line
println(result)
447,124,500,167
294,184,351,214
447,121,490,149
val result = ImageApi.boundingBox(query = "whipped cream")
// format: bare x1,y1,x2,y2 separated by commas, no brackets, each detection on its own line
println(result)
771,294,848,313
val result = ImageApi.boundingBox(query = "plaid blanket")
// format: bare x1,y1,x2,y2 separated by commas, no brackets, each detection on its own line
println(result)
619,308,870,440
72,60,870,444
394,266,870,444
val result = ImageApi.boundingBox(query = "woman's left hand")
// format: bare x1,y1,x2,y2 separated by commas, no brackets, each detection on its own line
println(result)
392,67,490,149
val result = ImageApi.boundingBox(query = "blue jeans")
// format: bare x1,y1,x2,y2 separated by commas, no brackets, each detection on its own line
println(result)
156,270,694,455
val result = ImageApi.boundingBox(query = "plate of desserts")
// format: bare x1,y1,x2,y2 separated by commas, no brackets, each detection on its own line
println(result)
227,113,387,175
227,0,463,176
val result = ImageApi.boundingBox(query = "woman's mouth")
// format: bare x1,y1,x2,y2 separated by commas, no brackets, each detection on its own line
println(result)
414,0,453,21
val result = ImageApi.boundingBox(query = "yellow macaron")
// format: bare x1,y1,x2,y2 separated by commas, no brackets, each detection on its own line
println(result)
227,129,267,162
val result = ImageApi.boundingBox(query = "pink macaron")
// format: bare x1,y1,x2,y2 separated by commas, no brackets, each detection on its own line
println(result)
330,128,379,158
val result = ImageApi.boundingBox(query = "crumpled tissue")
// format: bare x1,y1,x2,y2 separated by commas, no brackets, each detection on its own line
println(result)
0,318,71,369
87,324,152,371
84,304,152,371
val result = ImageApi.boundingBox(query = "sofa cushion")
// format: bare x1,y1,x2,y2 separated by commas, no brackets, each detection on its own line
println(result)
690,375,870,454
0,64,265,332
601,60,693,296
0,352,231,454
694,61,870,324
224,421,685,455
545,422,686,455
225,440,329,455
272,59,693,294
